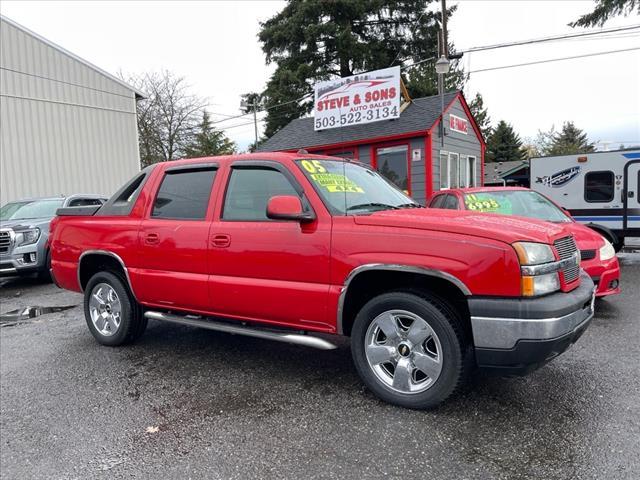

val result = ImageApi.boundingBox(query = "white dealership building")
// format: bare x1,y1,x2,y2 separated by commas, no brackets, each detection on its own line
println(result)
0,15,142,205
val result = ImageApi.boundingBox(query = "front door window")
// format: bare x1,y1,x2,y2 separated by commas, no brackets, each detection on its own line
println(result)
376,145,409,194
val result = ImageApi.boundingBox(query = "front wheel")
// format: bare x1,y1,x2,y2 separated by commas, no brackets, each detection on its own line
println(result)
351,291,471,409
84,271,147,346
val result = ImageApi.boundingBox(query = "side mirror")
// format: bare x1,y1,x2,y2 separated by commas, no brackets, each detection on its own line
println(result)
266,195,315,223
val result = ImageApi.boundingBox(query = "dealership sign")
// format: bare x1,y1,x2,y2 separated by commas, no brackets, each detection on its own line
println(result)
449,114,468,134
314,67,401,131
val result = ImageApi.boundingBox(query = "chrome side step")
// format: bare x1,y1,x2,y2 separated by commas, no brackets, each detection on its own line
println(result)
144,311,337,350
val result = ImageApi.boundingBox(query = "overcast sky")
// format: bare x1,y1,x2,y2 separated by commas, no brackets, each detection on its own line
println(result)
1,0,638,151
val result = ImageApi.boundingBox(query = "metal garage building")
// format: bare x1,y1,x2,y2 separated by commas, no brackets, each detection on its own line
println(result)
0,15,142,205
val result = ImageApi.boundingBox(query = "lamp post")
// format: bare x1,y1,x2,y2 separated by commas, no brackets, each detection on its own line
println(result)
435,55,450,147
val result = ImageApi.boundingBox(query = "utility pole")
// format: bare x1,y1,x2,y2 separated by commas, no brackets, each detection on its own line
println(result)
441,0,448,59
252,97,258,147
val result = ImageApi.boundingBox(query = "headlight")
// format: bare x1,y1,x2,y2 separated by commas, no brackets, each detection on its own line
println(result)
513,242,555,265
513,241,560,297
599,239,615,261
15,227,40,247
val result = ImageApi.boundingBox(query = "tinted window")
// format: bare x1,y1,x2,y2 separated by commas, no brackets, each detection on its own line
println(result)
68,198,103,207
152,168,216,219
442,195,460,210
585,171,614,202
376,145,409,193
223,168,298,221
429,195,445,208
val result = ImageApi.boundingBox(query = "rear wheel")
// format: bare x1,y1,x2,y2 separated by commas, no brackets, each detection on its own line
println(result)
351,291,470,409
84,271,146,346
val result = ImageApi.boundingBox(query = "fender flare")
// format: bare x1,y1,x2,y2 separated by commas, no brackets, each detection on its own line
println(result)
336,263,472,335
77,250,138,300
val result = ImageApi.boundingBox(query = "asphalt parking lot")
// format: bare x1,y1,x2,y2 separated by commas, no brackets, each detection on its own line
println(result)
1,254,639,479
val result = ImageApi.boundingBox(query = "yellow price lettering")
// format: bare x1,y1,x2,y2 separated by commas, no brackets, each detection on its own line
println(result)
301,160,327,174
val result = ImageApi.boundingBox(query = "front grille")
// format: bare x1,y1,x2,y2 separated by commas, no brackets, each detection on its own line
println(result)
580,249,596,261
554,236,580,283
0,231,11,254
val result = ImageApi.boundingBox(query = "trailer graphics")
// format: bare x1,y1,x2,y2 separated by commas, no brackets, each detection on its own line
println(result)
530,150,640,251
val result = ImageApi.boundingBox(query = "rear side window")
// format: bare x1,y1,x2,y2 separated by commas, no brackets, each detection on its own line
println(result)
152,168,217,220
442,195,460,210
429,195,445,208
223,167,298,221
585,171,614,202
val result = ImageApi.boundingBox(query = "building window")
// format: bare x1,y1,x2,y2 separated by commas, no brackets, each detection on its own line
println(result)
460,156,476,187
584,171,614,203
325,148,356,160
152,168,217,220
223,167,298,221
439,151,449,189
448,152,460,189
375,145,409,193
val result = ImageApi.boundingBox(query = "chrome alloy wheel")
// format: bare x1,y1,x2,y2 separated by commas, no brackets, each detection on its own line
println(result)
88,283,122,337
364,309,443,394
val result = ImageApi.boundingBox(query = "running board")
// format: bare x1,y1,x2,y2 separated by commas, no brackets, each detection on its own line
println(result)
144,311,337,350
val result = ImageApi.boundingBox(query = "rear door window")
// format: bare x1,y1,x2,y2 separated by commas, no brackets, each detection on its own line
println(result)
585,171,614,202
152,168,217,220
67,198,103,207
442,195,460,210
429,195,446,208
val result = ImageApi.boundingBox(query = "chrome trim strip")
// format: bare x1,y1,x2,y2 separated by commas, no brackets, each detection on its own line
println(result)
336,263,472,335
77,250,138,301
470,289,595,349
144,311,337,350
0,267,18,274
520,252,579,276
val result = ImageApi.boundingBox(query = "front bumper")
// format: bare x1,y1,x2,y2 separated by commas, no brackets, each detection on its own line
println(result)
0,247,42,277
583,256,620,297
469,272,595,375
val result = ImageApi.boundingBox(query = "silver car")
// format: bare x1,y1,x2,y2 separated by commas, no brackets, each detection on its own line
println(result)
0,195,106,280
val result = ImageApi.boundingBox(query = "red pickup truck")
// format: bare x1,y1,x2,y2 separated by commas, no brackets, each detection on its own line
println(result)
50,153,595,409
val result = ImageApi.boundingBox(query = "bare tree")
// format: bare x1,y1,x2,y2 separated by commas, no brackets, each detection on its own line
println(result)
124,71,208,166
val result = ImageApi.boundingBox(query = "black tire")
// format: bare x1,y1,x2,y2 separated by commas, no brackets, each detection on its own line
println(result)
84,271,146,346
351,290,471,409
37,250,52,282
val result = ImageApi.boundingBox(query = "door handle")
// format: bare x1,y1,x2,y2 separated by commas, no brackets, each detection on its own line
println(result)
145,233,160,245
211,234,231,248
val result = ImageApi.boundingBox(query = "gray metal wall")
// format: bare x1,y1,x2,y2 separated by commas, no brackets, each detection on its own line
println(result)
0,17,141,205
431,97,482,193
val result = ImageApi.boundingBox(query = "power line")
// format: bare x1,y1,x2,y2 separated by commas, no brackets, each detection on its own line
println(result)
468,47,640,74
461,24,640,53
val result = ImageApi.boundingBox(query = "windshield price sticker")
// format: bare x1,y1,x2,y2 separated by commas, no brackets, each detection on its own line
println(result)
311,173,364,193
465,194,501,212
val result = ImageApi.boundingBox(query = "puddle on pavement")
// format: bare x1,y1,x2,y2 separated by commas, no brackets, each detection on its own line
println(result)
0,305,77,327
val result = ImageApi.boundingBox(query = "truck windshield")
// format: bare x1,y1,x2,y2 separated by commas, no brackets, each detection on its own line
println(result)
295,159,419,214
0,199,64,221
462,190,571,223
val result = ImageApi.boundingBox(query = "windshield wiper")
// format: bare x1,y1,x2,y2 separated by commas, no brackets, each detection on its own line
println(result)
346,203,400,212
397,203,424,209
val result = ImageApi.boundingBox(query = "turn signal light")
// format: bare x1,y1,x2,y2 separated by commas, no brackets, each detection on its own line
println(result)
522,276,535,296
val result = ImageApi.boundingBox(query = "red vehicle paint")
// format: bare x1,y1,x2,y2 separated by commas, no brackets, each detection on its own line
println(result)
428,186,620,297
50,153,596,409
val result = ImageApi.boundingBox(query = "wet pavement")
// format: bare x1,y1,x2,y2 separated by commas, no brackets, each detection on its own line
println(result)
1,255,639,479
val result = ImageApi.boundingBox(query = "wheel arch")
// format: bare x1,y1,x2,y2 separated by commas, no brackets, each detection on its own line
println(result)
78,250,138,300
337,264,472,337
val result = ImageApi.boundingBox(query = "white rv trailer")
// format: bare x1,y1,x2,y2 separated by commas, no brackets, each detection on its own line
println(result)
530,150,640,250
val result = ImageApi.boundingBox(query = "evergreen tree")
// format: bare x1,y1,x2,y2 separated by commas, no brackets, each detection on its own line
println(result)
185,111,235,158
468,93,491,140
486,121,525,163
571,0,639,27
253,0,465,137
547,121,595,156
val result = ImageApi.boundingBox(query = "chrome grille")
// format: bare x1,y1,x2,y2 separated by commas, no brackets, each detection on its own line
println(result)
0,230,11,254
580,249,596,261
554,236,579,283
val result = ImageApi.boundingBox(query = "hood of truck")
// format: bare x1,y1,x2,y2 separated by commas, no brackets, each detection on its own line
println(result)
353,209,569,244
0,217,52,231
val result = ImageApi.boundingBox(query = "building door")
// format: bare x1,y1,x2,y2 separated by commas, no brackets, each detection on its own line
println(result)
374,144,410,195
625,161,640,231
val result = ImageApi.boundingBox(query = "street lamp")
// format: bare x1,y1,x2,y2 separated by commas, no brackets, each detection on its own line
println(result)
435,55,450,147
